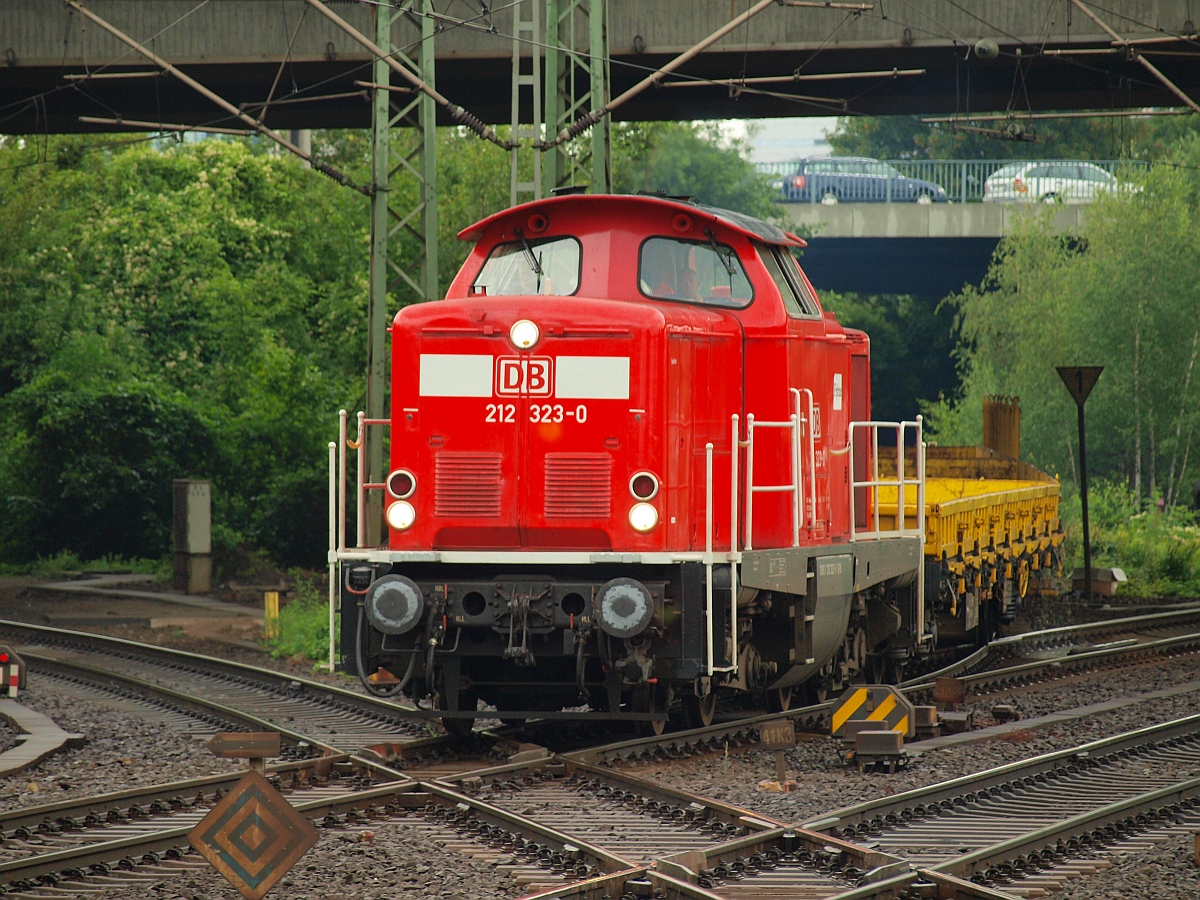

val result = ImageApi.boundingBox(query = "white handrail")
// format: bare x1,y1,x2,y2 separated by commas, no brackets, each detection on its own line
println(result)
743,402,803,551
705,442,715,675
847,417,925,542
338,409,348,553
745,413,756,550
327,440,338,672
799,388,817,530
355,410,366,549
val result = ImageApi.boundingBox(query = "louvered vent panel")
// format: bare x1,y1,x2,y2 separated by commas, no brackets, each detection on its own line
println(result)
435,453,503,518
544,454,612,518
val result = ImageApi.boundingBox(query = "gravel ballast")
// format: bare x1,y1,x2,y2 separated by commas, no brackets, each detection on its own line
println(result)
0,685,243,809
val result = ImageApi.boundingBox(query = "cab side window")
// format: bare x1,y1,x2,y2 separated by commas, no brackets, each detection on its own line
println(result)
759,244,820,318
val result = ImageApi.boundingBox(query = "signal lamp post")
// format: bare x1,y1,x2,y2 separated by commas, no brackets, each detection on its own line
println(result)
1056,366,1103,602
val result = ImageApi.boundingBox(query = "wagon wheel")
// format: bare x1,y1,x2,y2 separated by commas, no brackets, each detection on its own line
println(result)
437,681,477,739
765,686,793,713
633,683,671,737
682,691,717,729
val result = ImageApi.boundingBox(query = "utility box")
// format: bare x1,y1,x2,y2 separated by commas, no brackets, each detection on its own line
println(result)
1072,566,1127,597
173,479,212,594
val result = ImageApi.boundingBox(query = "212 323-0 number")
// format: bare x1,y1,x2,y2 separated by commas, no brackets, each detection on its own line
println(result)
485,403,587,423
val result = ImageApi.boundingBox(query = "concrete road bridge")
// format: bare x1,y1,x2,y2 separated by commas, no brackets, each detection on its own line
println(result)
3,1,1200,134
785,201,1092,295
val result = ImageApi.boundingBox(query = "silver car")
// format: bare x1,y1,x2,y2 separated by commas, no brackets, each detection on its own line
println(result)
983,161,1125,204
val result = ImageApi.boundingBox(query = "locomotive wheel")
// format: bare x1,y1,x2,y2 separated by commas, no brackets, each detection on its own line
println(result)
682,691,717,729
633,684,670,737
765,686,793,713
438,686,477,739
440,712,474,739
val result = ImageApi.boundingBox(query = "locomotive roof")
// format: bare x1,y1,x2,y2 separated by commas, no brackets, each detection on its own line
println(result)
457,193,807,248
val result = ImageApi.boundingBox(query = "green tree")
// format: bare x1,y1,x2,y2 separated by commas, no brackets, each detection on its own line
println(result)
0,137,368,566
613,122,781,222
928,135,1200,507
819,292,961,423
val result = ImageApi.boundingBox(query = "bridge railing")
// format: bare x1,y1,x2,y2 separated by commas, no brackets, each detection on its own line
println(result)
757,159,1149,203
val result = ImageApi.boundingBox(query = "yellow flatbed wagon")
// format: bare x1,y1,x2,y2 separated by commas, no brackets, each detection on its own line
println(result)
879,445,1064,642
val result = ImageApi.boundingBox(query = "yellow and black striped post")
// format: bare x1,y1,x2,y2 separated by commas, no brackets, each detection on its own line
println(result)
831,685,916,740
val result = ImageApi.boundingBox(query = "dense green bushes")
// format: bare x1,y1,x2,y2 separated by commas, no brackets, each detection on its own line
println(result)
0,138,366,568
1060,480,1200,599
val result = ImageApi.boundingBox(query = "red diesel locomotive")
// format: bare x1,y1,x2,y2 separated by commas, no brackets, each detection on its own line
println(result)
332,193,928,734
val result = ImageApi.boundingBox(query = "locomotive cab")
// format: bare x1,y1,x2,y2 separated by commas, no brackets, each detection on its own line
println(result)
334,194,930,734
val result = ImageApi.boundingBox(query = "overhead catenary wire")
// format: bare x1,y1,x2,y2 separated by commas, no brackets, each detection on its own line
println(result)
61,0,370,194
543,0,814,148
301,0,511,149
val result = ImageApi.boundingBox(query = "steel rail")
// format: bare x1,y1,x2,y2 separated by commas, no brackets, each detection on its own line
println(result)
0,618,451,727
903,628,1200,698
438,755,788,834
22,646,492,772
988,604,1200,651
569,618,1200,766
0,775,629,889
0,756,353,835
22,651,342,756
801,712,1200,833
930,774,1200,882
0,778,403,885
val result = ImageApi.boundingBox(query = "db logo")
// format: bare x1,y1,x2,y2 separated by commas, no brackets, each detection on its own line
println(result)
496,357,553,397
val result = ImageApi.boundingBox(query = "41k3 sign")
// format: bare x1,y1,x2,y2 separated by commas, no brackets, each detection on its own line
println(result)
189,733,318,899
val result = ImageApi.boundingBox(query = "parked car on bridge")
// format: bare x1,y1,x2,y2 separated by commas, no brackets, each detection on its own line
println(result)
982,160,1128,204
773,157,948,204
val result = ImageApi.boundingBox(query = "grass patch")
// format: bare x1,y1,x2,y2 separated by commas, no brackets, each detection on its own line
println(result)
1060,480,1200,598
262,573,337,665
0,551,168,578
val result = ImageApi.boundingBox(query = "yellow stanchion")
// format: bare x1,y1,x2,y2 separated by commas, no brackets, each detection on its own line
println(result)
264,591,280,639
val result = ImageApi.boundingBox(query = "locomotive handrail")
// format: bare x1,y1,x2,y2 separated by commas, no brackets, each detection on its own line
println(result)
338,410,393,551
743,405,803,552
705,441,737,677
847,418,925,543
793,388,817,532
847,417,928,645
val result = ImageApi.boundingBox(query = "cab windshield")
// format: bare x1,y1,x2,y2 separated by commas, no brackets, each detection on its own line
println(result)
638,236,753,308
472,235,581,296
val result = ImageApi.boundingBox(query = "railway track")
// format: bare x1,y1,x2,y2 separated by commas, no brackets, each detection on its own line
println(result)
798,714,1200,895
5,610,1200,897
0,768,634,898
0,619,505,769
568,607,1200,768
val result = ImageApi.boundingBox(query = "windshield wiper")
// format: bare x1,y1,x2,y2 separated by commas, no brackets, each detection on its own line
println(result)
514,228,543,275
705,228,736,277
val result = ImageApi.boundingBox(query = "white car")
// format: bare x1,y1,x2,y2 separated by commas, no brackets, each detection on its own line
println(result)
983,161,1126,204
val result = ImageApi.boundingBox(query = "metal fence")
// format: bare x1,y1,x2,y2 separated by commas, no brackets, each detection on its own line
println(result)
756,159,1149,204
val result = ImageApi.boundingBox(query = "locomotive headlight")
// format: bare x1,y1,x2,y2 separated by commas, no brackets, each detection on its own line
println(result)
509,319,540,350
629,471,660,500
628,502,659,533
387,468,416,499
365,574,425,635
386,500,416,531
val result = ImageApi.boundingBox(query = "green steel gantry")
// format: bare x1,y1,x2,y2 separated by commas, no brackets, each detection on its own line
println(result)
364,0,609,545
